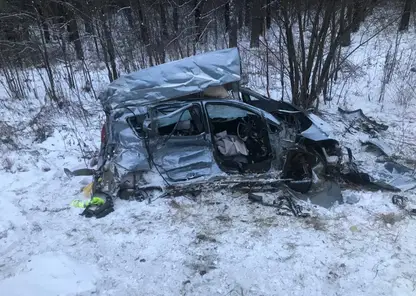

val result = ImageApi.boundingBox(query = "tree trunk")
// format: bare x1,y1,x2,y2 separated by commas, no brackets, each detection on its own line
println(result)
237,1,244,29
135,1,149,45
124,8,135,29
225,2,230,32
35,8,57,102
351,0,363,32
65,8,84,60
399,0,412,31
72,1,94,34
43,21,50,43
250,0,262,47
265,0,271,30
194,0,203,45
244,0,251,27
229,0,238,48
160,2,168,40
84,19,94,34
71,21,84,60
173,6,179,33
135,0,153,65
100,11,118,81
340,0,351,47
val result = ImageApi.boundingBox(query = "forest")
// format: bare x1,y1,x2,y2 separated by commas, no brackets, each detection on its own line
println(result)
0,0,413,110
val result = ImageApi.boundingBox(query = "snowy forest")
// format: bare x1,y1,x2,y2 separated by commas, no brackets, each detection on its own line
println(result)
0,0,414,109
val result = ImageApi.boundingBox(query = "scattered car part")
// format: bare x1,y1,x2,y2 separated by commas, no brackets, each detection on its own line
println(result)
392,194,416,217
345,193,360,205
392,195,408,209
79,193,114,219
361,138,393,157
247,190,310,217
341,147,400,192
338,107,388,135
381,161,416,191
304,180,343,209
71,196,105,209
64,168,95,177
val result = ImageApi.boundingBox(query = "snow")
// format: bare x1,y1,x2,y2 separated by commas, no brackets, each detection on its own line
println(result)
1,20,416,296
0,253,99,296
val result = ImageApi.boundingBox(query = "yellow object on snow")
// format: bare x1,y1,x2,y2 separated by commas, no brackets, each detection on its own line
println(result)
71,197,105,208
82,182,94,198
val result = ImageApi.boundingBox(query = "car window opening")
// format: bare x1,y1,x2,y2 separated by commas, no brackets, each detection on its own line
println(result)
206,103,273,174
155,104,205,137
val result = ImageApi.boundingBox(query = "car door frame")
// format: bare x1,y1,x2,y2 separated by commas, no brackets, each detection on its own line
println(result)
146,101,217,182
201,99,278,172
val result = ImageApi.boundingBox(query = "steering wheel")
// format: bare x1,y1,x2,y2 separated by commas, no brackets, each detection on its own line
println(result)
237,117,254,141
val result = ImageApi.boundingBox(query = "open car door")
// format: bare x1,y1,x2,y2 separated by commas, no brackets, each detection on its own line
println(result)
203,101,275,174
147,102,216,182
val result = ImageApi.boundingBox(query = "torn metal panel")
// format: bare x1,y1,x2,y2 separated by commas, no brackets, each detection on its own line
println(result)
288,180,343,209
307,113,334,136
361,138,393,157
341,148,416,192
301,124,334,142
385,161,414,174
99,48,241,110
381,161,416,191
338,107,388,134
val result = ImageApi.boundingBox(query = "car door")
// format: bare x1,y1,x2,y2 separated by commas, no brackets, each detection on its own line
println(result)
148,102,216,182
202,100,279,173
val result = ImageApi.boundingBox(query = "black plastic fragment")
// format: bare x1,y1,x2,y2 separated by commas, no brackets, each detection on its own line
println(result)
392,195,408,209
248,192,263,204
64,167,96,177
80,193,114,219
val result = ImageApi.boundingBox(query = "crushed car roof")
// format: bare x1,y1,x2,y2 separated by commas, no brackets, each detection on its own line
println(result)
98,48,241,110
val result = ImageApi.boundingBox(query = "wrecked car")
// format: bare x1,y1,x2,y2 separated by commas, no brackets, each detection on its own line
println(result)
65,48,412,218
71,48,333,209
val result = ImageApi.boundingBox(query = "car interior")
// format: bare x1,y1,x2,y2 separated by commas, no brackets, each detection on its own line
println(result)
205,103,273,173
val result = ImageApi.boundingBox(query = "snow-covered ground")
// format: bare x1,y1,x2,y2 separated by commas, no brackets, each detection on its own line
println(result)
1,27,416,295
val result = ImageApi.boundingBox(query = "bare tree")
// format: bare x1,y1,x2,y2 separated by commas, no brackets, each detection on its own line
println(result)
250,0,262,47
228,0,238,48
399,0,412,31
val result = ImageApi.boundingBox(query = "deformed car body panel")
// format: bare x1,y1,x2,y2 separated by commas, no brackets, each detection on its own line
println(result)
99,48,241,110
238,87,338,143
151,134,218,182
338,107,389,134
